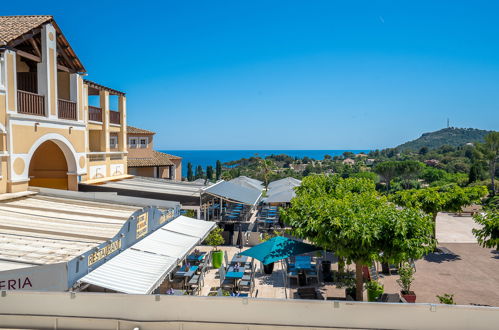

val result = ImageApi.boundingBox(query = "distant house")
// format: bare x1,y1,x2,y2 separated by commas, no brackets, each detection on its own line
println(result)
356,153,368,158
366,158,376,166
343,158,355,165
424,159,440,167
127,126,182,180
290,164,308,172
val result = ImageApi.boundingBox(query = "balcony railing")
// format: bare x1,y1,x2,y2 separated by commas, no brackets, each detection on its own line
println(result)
58,99,77,121
17,72,38,94
17,90,45,116
88,106,102,122
110,110,120,125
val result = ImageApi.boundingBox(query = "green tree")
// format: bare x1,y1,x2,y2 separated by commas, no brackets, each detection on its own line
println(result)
397,160,424,189
373,161,399,191
195,165,204,179
216,160,222,180
478,132,499,196
259,158,276,189
187,162,194,181
206,165,214,180
472,204,499,250
390,184,488,238
281,175,435,301
419,146,429,155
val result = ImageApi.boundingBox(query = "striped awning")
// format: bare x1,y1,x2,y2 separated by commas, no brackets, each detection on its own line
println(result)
79,216,215,294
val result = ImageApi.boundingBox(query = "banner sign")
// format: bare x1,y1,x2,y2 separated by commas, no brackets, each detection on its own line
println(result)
136,212,149,239
87,240,122,266
160,209,175,224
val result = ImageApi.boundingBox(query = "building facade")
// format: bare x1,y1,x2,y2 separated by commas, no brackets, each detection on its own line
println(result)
127,126,182,180
0,15,129,192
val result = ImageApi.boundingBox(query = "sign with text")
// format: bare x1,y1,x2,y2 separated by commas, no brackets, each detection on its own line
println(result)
87,239,122,266
136,212,149,239
160,209,175,224
0,263,68,291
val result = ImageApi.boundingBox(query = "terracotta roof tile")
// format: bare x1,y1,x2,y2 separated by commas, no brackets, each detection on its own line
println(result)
160,153,182,160
128,150,174,167
127,126,155,135
0,15,52,45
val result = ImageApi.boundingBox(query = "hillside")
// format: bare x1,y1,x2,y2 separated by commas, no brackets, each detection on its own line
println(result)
396,127,494,151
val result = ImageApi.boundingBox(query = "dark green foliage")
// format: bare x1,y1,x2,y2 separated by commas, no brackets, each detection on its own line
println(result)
187,162,194,181
195,165,204,179
206,165,214,180
215,160,222,180
419,146,429,155
396,127,493,151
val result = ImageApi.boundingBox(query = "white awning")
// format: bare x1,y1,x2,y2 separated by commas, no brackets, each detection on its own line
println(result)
163,215,216,240
81,249,178,294
80,216,215,294
133,229,199,258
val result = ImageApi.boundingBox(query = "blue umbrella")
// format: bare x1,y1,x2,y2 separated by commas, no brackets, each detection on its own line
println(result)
240,236,320,265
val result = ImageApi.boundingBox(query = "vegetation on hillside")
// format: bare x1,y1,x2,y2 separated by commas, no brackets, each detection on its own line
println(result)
396,127,492,151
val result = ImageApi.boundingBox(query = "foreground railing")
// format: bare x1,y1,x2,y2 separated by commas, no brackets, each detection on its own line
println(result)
110,110,120,125
0,291,496,330
17,90,45,116
58,99,77,120
88,106,102,122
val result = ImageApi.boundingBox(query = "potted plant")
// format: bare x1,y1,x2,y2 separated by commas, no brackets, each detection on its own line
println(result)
205,227,225,269
397,262,416,303
336,271,356,300
365,280,384,302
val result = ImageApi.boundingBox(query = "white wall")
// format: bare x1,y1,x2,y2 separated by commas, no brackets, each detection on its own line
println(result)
0,291,496,330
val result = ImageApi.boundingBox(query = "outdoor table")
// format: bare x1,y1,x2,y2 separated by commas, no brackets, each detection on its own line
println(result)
231,255,248,264
226,268,244,280
295,256,312,270
175,265,199,278
175,265,199,288
187,252,206,263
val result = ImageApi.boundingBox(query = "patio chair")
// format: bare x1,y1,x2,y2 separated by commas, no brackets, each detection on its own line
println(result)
224,251,230,270
287,269,299,285
219,267,235,291
239,270,254,295
187,272,204,295
305,268,319,284
242,262,255,281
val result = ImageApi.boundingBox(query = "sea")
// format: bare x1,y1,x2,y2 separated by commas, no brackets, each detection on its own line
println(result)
159,150,370,177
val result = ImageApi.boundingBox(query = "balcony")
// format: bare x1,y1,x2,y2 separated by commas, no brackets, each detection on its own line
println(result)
110,110,120,125
88,106,102,122
58,99,77,121
17,90,46,116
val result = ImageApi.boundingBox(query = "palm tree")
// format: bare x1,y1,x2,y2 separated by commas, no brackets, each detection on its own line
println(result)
259,158,276,190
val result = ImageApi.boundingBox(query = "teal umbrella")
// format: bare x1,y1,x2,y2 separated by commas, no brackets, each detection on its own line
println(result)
240,236,320,265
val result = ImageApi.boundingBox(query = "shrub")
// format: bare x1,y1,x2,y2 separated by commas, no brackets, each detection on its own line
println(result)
366,280,384,302
396,262,415,293
205,227,224,250
436,293,455,304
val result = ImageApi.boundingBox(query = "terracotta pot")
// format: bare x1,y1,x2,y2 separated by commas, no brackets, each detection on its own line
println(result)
263,262,274,274
401,291,416,303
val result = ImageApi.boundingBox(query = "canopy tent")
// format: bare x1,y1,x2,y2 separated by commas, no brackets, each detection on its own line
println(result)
268,177,301,190
229,176,264,192
79,216,215,294
202,181,262,206
264,189,296,204
240,236,320,265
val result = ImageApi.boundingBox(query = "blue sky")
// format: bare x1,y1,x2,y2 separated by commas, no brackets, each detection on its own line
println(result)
4,1,499,149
